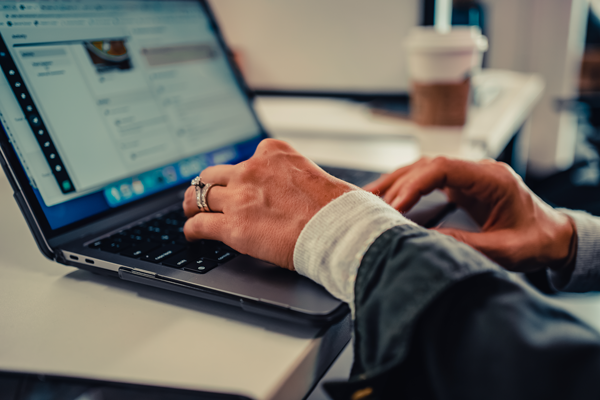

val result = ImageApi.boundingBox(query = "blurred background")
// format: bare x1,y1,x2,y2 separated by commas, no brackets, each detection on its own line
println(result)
210,0,600,217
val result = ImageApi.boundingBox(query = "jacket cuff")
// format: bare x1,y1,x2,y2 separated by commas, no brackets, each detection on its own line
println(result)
293,190,413,311
549,209,600,292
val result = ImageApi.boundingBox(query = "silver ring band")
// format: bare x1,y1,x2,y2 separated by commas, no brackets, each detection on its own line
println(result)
199,182,214,212
191,176,216,212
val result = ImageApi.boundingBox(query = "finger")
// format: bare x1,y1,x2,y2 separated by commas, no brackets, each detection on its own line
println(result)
183,186,200,218
363,173,390,193
388,158,488,211
184,212,226,242
363,164,414,194
434,228,504,260
434,227,482,246
200,164,237,186
434,227,524,270
384,174,413,207
203,185,227,213
183,185,229,217
387,164,447,211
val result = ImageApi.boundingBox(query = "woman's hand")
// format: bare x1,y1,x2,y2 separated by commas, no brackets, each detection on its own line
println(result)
182,139,356,270
364,157,576,273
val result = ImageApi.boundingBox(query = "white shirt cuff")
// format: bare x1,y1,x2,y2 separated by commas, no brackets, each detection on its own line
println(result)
293,190,414,315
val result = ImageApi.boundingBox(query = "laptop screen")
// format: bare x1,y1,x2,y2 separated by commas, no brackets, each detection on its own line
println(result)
0,0,263,230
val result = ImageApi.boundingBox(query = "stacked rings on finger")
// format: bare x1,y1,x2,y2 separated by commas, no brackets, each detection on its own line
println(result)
191,176,215,213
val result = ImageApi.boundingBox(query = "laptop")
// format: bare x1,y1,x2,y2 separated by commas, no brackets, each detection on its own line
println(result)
0,0,448,326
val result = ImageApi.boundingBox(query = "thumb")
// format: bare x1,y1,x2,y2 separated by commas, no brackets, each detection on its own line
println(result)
433,227,519,271
433,227,488,251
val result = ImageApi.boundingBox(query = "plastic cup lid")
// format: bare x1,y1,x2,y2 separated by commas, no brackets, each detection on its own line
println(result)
405,26,488,53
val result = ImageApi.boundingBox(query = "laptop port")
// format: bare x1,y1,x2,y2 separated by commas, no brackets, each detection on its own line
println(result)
69,255,79,261
85,259,94,264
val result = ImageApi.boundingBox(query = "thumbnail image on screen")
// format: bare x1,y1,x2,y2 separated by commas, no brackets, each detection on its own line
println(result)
84,40,132,74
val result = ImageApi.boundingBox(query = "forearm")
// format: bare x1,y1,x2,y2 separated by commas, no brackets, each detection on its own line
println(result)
293,189,414,314
294,191,600,399
325,222,600,400
351,224,502,377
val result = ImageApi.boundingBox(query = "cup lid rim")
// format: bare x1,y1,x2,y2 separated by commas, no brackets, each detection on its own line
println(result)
405,26,488,52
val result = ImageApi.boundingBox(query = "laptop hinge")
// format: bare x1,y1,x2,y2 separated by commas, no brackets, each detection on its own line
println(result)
125,267,157,279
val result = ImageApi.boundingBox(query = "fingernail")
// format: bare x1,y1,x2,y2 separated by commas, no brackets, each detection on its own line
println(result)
391,197,404,210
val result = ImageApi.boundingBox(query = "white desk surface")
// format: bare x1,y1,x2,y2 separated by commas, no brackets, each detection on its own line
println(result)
255,69,545,173
0,169,350,400
1,68,585,400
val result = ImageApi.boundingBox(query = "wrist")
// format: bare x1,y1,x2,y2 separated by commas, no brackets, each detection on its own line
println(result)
548,213,578,272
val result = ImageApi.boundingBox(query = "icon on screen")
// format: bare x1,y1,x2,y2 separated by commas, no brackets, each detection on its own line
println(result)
110,187,121,202
132,179,144,195
28,115,42,128
162,166,177,183
120,184,132,199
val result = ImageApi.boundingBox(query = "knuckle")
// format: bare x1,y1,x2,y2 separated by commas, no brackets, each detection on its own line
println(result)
491,161,521,186
183,220,197,240
187,216,202,232
183,188,197,215
257,138,288,152
183,186,194,202
237,161,258,181
200,165,217,177
227,225,246,248
494,161,513,173
431,156,450,169
235,189,254,205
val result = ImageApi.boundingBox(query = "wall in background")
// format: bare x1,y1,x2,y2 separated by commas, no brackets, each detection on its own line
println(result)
209,0,588,176
208,0,420,93
475,0,588,177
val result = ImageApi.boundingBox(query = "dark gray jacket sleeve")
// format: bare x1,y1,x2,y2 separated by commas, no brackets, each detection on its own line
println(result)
323,225,600,400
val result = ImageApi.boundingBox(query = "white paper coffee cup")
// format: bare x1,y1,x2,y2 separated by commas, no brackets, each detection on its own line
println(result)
405,26,488,83
405,26,488,126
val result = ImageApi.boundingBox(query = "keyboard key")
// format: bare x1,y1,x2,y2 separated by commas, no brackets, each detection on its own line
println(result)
89,240,104,249
100,241,132,254
88,208,238,271
161,247,210,267
215,251,236,264
162,256,192,268
120,243,158,258
142,244,184,263
183,259,218,274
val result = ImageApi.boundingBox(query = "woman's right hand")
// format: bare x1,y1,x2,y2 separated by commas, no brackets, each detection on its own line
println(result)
364,157,576,273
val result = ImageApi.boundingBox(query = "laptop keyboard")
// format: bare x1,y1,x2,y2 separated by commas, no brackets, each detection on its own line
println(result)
86,166,378,274
88,209,239,274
